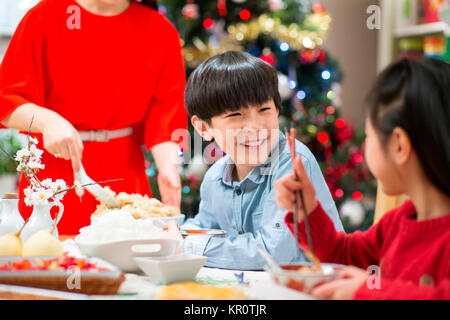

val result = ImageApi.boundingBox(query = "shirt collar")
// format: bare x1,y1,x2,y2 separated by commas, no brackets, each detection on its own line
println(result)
218,130,287,187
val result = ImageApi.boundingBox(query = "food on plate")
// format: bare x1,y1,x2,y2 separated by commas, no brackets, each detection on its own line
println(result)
0,253,109,271
22,230,64,257
93,187,180,219
271,264,341,293
0,233,23,256
76,209,165,243
155,282,247,300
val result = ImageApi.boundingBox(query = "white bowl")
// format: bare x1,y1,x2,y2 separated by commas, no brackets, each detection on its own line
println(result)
75,238,180,273
133,254,207,284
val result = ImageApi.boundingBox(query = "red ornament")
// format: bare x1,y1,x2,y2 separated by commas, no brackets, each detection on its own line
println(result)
299,49,315,64
335,118,345,129
218,0,227,16
240,9,251,21
316,49,327,64
259,49,276,66
203,18,214,29
352,153,364,164
312,3,325,13
335,189,344,198
326,106,335,114
317,132,329,144
182,1,199,19
352,191,363,201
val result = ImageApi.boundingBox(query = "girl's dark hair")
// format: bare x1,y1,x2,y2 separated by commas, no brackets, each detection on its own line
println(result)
366,58,450,196
185,51,281,122
136,0,157,10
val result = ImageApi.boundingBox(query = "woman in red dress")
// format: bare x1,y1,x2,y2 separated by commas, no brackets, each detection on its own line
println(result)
0,0,187,235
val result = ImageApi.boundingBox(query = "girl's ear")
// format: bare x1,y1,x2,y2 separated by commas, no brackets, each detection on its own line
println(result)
389,127,412,166
191,116,214,141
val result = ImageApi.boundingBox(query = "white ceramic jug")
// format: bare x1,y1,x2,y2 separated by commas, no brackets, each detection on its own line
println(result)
20,200,64,242
0,193,25,236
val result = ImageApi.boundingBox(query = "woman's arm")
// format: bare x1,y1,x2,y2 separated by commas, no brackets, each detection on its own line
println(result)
2,103,83,172
151,141,181,208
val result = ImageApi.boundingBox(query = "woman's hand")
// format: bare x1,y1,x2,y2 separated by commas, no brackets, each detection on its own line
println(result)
162,221,184,254
310,266,369,300
41,113,84,172
273,155,318,220
151,142,182,208
157,167,182,208
2,103,83,172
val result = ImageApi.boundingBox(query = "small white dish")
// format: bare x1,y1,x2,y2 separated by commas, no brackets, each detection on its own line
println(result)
75,238,180,273
133,254,207,284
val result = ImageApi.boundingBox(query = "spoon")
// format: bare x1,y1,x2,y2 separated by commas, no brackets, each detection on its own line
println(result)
74,162,120,208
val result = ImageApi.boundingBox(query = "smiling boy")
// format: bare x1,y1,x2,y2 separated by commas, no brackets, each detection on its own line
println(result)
166,51,343,270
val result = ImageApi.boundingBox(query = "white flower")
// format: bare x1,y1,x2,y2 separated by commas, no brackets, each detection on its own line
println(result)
14,148,30,162
40,178,53,188
29,144,44,160
27,159,45,171
29,136,39,145
24,186,53,207
16,163,27,172
54,179,67,191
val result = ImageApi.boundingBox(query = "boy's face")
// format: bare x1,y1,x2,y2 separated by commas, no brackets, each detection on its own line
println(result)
195,100,280,168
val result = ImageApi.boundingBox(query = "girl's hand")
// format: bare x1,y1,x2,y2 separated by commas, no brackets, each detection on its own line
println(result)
273,155,318,220
310,266,369,300
41,113,84,172
162,221,184,254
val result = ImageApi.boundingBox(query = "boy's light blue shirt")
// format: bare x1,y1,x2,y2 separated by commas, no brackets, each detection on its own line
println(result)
182,131,344,270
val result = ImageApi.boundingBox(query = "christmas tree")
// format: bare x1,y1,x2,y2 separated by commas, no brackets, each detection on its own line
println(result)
146,0,377,232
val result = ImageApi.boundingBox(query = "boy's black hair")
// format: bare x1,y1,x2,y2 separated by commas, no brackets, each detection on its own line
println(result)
366,58,450,196
185,51,281,122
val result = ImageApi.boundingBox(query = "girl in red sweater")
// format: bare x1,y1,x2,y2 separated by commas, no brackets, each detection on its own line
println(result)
274,58,450,300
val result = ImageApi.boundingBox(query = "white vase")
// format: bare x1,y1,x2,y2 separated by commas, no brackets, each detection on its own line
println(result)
0,196,24,236
20,200,64,243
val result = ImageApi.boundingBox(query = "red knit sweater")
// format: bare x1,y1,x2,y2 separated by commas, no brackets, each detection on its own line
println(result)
285,200,450,299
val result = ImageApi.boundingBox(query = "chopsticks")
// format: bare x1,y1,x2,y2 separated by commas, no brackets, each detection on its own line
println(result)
285,125,321,270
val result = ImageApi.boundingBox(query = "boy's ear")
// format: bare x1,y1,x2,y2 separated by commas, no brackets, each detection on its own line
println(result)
191,116,214,141
390,127,412,166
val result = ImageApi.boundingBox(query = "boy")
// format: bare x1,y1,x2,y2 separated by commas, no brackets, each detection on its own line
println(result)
166,51,343,270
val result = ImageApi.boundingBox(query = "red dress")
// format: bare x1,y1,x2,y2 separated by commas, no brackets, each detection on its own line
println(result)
0,0,187,235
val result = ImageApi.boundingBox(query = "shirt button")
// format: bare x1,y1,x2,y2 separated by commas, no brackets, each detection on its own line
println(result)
235,189,242,195
238,231,244,235
275,223,280,228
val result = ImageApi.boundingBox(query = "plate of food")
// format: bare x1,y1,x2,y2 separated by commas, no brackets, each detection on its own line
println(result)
0,253,125,295
92,188,185,222
266,263,344,293
155,282,247,300
75,206,181,272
